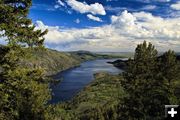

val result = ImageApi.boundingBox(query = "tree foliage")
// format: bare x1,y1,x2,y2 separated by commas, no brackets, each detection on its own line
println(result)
0,0,51,120
120,41,178,119
0,0,48,47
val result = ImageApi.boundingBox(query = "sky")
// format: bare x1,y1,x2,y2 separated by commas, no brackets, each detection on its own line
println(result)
27,0,180,51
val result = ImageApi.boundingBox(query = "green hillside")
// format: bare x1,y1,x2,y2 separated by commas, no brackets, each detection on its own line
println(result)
22,49,81,76
69,50,125,61
21,49,123,76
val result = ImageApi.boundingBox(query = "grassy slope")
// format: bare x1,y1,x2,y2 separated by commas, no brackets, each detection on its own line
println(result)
23,49,81,76
22,49,124,76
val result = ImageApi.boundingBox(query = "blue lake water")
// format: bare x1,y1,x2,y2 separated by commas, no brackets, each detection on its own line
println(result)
50,59,123,104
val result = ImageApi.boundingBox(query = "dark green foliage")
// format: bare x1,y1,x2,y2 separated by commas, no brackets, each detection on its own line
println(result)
120,41,179,120
108,59,128,70
159,50,180,104
0,0,52,120
0,67,51,120
0,0,47,47
159,50,178,84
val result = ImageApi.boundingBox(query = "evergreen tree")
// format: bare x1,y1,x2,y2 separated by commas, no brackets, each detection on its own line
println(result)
158,50,178,104
159,50,178,85
0,1,51,120
119,41,178,119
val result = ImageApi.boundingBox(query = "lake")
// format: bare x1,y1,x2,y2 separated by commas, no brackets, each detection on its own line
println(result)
49,58,123,104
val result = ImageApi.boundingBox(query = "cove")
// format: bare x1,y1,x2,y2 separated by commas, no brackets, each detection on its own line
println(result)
49,58,124,104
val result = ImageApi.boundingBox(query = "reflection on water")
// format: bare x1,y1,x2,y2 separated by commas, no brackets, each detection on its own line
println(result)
49,59,123,104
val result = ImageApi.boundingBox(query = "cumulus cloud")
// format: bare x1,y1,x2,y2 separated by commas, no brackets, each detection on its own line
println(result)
66,0,106,15
87,14,103,22
171,1,180,10
35,10,180,52
111,10,136,27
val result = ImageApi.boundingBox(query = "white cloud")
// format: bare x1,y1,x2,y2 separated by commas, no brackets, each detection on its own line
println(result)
74,19,80,24
87,14,103,22
66,0,106,15
111,10,136,27
35,10,180,52
57,0,65,6
141,5,157,10
55,0,67,9
171,1,180,10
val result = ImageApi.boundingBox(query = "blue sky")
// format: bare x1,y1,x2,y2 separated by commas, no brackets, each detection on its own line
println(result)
30,0,178,28
28,0,180,52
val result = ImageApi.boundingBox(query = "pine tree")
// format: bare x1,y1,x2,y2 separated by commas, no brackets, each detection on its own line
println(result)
160,50,178,85
158,50,178,104
119,41,178,119
0,1,51,120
